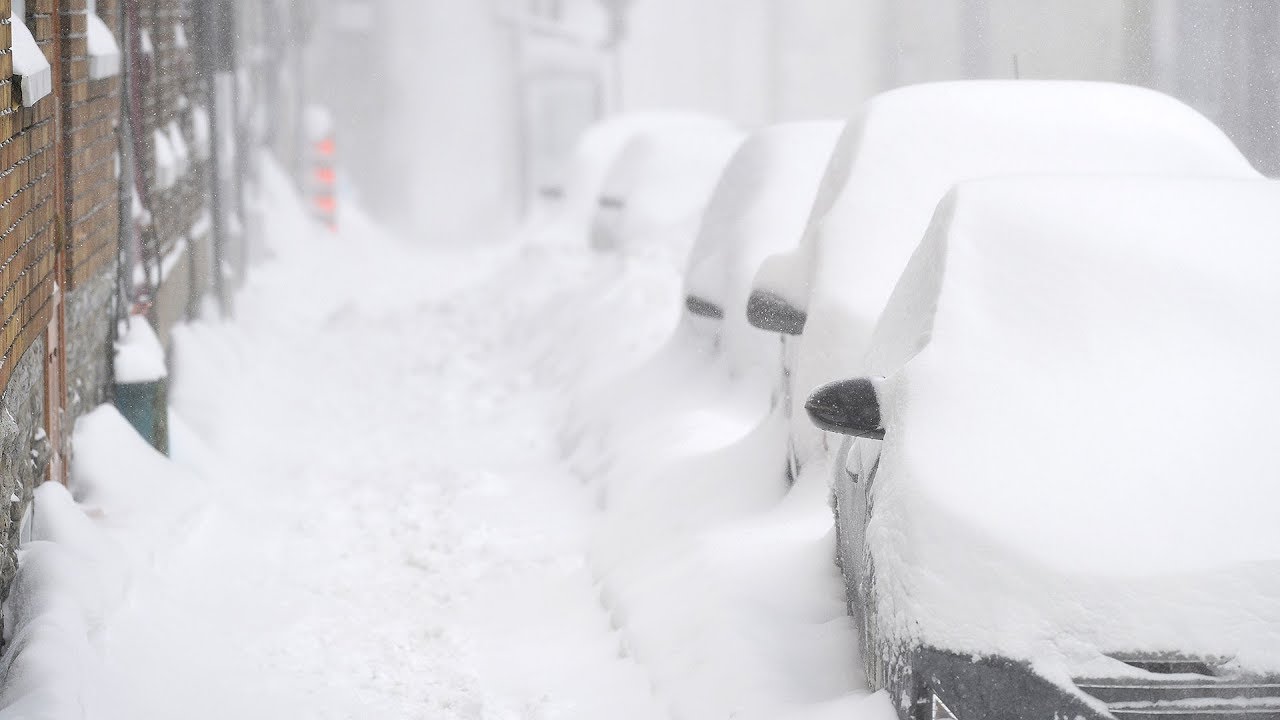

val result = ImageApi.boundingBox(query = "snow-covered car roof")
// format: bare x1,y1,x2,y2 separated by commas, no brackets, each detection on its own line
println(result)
534,112,737,245
865,175,1280,672
765,81,1259,385
591,121,744,264
683,121,844,363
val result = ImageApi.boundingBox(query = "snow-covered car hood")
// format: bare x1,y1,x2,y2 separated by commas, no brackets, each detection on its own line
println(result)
865,176,1280,675
768,82,1261,429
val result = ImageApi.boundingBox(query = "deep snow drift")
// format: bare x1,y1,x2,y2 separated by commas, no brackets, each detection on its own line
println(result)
0,159,888,719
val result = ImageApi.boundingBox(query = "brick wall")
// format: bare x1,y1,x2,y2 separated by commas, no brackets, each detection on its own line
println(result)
64,0,120,289
0,0,59,396
0,0,278,605
62,0,122,433
0,0,60,598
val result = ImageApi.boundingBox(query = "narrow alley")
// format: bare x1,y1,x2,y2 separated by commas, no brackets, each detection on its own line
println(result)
82,170,682,719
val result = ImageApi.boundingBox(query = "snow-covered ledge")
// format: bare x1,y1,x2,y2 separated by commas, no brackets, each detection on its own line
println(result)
9,10,52,107
86,13,122,80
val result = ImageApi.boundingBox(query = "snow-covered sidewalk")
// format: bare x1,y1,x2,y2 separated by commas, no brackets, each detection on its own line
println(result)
0,165,886,719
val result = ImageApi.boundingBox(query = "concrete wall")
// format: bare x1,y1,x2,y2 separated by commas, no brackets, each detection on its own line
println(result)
64,269,116,427
0,340,46,595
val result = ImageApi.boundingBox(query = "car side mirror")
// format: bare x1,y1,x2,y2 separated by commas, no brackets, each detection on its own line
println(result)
805,377,884,439
685,294,724,320
747,289,806,335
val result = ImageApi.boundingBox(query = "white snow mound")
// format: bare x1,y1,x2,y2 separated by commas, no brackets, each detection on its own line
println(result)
866,175,1280,674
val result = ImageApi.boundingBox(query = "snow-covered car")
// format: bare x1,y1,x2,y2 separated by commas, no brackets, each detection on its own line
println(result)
747,81,1261,477
589,118,743,266
680,120,844,371
564,121,842,485
530,111,739,247
808,176,1280,720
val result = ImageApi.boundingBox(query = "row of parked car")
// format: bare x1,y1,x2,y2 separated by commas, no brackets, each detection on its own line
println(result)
545,81,1280,720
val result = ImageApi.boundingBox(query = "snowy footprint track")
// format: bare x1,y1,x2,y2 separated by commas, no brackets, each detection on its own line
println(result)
154,231,673,719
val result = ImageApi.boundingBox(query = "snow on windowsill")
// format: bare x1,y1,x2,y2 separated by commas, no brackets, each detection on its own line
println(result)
166,122,190,173
189,211,211,239
190,105,211,160
150,122,190,191
86,12,121,79
10,13,51,107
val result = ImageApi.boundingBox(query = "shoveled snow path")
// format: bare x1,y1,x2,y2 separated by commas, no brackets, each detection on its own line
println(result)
101,209,679,719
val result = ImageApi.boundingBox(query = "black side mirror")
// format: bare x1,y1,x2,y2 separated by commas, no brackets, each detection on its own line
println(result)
747,289,807,335
805,377,884,439
685,294,724,320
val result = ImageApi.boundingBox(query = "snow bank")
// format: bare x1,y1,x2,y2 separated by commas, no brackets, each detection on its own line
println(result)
303,105,334,143
511,254,875,718
258,150,324,255
588,406,872,719
0,407,206,718
114,317,167,384
152,129,177,190
866,176,1280,677
553,124,873,719
565,122,842,495
566,322,876,719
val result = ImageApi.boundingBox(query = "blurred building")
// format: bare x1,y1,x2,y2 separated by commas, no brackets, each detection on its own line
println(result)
298,0,1280,235
508,0,612,209
1132,0,1280,175
612,0,1280,175
311,0,624,238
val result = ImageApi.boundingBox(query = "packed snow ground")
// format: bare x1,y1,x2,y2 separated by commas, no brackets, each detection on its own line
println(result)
0,161,890,719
